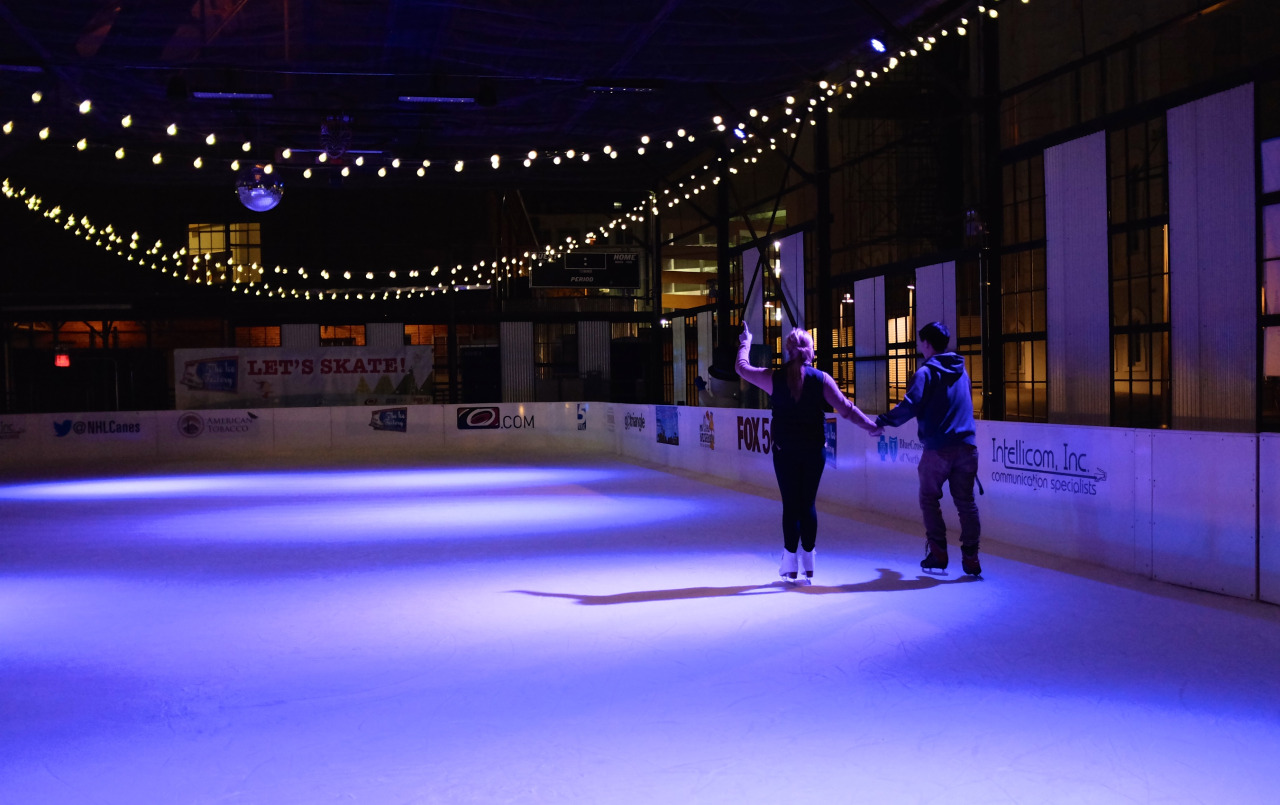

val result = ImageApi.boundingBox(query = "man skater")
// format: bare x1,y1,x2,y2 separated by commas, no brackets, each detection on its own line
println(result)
871,322,982,576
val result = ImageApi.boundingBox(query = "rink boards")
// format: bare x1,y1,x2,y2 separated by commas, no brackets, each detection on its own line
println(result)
0,401,1277,606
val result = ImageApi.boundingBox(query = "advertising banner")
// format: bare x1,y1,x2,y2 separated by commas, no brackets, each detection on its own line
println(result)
175,346,434,409
38,410,160,461
620,407,649,439
734,411,772,458
824,416,837,467
698,410,716,450
656,405,679,445
157,409,271,458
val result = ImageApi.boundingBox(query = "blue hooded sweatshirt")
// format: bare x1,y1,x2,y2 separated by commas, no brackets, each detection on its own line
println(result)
874,352,975,449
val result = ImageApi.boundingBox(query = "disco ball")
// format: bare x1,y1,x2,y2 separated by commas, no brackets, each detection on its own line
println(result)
235,164,284,212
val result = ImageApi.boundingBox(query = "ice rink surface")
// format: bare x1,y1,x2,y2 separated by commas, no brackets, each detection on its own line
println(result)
2,452,1279,804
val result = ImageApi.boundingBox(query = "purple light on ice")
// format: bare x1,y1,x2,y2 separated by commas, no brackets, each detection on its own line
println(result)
0,467,616,501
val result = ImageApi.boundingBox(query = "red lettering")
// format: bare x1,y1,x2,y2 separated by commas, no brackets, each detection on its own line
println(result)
351,359,368,373
247,360,262,376
302,359,314,374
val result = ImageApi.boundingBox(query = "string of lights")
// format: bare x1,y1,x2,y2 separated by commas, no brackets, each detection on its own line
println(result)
0,1,1024,303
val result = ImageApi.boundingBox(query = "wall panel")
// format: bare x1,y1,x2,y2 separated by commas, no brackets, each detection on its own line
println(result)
1168,83,1257,431
1045,131,1110,426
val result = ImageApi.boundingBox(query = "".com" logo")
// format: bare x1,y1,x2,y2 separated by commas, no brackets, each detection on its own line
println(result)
457,406,501,429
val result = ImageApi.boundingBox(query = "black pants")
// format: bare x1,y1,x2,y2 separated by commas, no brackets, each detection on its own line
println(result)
771,445,826,553
918,443,980,554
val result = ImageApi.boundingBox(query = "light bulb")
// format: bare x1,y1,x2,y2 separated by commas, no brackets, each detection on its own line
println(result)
167,123,178,135
206,133,216,145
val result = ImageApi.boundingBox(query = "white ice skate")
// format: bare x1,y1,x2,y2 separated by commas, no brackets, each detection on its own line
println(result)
779,549,799,584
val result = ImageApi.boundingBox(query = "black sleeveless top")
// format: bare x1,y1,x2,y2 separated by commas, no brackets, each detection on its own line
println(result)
770,366,827,451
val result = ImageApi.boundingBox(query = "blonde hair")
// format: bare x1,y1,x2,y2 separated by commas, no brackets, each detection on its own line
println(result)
783,328,815,365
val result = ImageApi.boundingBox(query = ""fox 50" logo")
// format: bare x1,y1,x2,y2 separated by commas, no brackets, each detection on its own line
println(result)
456,407,536,430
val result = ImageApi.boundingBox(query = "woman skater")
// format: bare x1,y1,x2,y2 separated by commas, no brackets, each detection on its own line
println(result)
736,322,878,584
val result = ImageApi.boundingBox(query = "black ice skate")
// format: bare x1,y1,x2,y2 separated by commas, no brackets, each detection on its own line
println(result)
920,544,948,573
962,549,982,577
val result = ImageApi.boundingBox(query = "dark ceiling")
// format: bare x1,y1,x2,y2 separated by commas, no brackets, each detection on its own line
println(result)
1,0,966,193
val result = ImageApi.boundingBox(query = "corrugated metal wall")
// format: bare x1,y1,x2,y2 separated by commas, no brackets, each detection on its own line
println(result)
854,275,887,413
577,320,611,380
364,322,404,350
1045,131,1110,427
500,321,534,403
913,262,956,350
697,311,713,381
280,323,318,349
1168,83,1257,432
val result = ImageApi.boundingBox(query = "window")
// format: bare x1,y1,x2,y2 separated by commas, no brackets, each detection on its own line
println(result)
831,291,856,395
886,272,916,405
534,323,576,381
999,154,1047,422
681,318,699,406
1109,118,1170,428
1261,135,1280,430
320,325,365,346
234,326,280,347
956,259,984,419
188,223,262,284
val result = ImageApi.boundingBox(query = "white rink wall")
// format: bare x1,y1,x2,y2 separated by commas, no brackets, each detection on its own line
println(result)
596,404,1272,606
0,402,1275,606
0,403,611,465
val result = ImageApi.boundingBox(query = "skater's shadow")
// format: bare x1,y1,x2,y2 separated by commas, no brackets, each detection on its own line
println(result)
511,567,976,606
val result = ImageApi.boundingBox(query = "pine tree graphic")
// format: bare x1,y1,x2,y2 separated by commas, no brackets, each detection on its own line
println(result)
394,372,416,395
